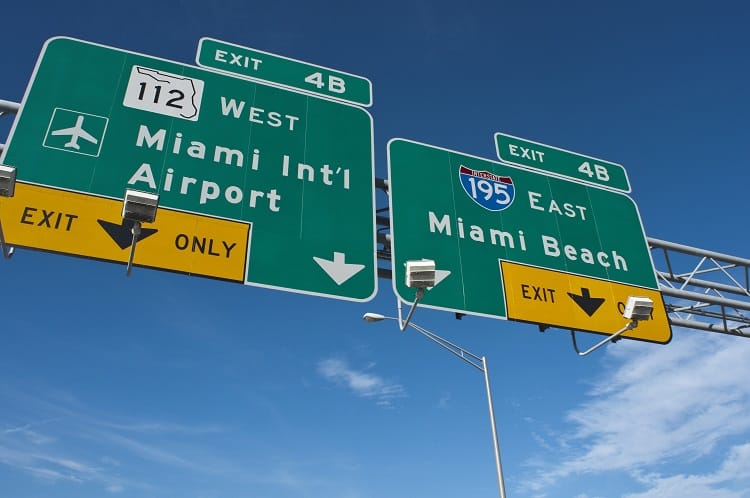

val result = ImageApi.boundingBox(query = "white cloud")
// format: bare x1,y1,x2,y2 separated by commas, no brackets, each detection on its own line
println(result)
714,443,750,481
0,392,224,493
625,478,738,498
96,420,223,435
2,424,56,445
317,358,407,407
624,444,750,497
521,332,750,495
0,445,95,483
438,392,451,409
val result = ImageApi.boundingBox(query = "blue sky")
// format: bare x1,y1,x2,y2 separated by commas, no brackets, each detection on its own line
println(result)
1,1,750,498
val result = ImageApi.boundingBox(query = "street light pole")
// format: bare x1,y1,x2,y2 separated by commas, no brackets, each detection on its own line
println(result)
481,356,506,498
363,313,508,498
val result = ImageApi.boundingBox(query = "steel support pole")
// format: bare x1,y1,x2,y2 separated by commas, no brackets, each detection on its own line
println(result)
366,314,510,497
482,356,507,498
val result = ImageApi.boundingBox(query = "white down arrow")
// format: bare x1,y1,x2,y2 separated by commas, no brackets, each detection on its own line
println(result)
313,252,365,285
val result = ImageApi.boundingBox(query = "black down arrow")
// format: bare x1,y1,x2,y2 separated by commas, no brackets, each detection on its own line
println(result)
567,288,606,317
98,219,158,249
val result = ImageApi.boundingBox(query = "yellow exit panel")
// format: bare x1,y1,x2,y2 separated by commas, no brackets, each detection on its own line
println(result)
500,261,671,344
0,183,250,282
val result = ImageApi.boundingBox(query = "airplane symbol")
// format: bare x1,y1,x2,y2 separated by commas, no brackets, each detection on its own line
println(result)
50,115,99,150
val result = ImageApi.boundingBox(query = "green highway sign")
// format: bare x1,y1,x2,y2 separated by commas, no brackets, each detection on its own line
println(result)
196,37,373,107
0,37,377,301
495,132,631,192
388,139,669,342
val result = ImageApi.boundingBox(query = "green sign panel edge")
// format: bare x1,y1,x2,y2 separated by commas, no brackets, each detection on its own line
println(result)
1,36,378,303
494,132,632,193
387,137,657,319
196,37,373,107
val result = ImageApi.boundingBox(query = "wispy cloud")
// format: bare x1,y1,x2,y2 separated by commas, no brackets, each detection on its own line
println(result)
89,429,202,470
2,423,57,445
317,357,407,407
521,332,750,495
624,443,750,498
438,392,451,409
95,420,223,435
106,483,124,493
0,390,229,494
0,444,101,485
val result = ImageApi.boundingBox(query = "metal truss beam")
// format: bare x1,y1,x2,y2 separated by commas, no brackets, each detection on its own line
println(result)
648,238,750,337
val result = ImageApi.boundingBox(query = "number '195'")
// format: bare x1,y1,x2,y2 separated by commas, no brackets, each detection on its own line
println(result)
466,177,512,206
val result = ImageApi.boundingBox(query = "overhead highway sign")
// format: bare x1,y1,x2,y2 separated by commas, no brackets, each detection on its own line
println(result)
0,37,377,301
387,138,670,343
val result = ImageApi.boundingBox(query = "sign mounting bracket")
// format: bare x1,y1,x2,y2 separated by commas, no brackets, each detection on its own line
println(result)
0,164,16,259
125,221,141,277
121,189,160,277
570,321,637,356
0,221,14,259
397,289,425,331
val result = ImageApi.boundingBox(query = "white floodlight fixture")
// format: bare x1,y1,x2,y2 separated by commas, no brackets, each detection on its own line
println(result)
0,164,17,198
122,189,159,223
405,259,436,288
397,259,437,331
122,189,159,277
623,296,654,321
